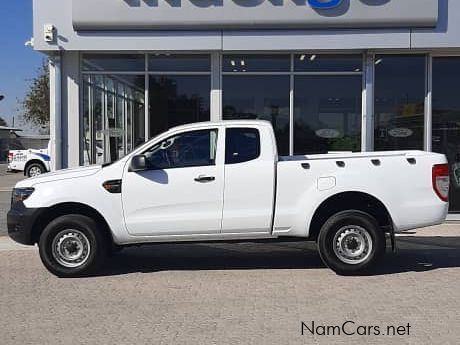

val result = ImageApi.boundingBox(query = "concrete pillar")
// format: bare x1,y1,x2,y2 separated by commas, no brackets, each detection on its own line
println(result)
362,52,375,152
61,52,81,168
49,54,62,171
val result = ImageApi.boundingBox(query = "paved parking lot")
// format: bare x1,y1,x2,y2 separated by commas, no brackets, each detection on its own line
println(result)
1,165,459,344
1,224,459,345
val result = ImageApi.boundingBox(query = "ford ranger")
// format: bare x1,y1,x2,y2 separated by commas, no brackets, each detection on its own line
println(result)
7,120,449,277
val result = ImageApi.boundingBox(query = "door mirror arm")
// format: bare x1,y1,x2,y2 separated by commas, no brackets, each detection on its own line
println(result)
129,154,148,172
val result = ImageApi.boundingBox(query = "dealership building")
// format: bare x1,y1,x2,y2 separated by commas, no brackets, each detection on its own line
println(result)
33,0,460,214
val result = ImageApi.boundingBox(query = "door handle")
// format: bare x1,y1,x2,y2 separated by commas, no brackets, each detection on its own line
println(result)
194,175,215,183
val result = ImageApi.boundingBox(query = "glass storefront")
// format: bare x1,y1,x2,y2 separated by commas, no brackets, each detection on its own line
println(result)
374,55,426,151
222,54,363,155
149,76,210,138
223,75,290,155
294,54,363,154
82,54,145,72
82,74,145,165
294,54,362,73
222,55,290,155
432,57,460,213
294,75,362,154
82,54,210,165
80,53,369,160
148,54,211,137
81,53,444,163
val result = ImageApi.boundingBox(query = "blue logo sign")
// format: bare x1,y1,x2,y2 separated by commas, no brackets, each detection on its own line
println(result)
308,0,343,9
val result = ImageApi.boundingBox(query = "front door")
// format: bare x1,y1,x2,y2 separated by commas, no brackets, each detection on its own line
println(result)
122,128,223,236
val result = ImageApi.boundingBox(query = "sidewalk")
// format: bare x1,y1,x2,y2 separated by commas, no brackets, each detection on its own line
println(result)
397,222,460,237
0,236,35,251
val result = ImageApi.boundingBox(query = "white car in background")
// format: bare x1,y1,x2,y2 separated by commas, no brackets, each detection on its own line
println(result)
8,142,51,177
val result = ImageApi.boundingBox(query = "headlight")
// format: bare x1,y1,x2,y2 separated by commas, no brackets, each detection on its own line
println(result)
11,188,35,205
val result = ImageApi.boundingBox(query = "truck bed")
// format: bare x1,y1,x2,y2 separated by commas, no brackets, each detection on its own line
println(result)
274,150,448,237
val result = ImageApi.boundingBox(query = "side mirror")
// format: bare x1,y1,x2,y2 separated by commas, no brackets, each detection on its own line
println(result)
129,154,147,172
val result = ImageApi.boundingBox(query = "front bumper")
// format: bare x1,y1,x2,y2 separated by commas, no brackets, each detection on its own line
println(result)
7,202,44,245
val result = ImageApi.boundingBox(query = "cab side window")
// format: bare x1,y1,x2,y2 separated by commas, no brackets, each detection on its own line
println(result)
145,129,218,169
225,128,260,164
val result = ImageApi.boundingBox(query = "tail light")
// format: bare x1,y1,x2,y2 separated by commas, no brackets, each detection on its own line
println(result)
432,164,449,202
7,152,13,163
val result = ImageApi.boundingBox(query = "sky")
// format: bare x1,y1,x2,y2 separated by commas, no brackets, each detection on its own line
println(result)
0,1,43,131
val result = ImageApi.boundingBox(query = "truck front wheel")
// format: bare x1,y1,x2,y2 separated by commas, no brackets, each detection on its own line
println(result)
26,162,46,177
38,215,108,277
317,210,385,275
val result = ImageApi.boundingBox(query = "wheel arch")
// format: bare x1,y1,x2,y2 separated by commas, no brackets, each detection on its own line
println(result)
32,202,114,245
308,191,393,240
24,159,46,176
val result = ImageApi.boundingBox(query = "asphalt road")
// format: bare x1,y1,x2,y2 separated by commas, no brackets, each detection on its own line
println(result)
1,225,460,345
0,165,25,236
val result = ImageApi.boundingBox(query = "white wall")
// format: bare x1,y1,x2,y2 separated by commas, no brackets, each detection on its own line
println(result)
33,0,460,53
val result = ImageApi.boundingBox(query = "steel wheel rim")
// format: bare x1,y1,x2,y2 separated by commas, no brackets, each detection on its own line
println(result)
51,229,91,268
29,166,42,177
333,225,373,265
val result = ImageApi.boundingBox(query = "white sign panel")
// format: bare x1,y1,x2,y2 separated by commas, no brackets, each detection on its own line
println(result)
73,0,439,30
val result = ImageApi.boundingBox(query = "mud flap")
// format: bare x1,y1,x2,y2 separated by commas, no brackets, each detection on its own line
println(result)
384,225,396,252
389,227,396,252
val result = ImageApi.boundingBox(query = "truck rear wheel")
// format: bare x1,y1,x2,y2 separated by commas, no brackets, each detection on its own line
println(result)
317,210,385,275
26,162,45,177
38,215,108,277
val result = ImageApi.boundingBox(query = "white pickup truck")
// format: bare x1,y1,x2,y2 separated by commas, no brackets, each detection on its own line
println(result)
8,120,449,277
8,143,51,177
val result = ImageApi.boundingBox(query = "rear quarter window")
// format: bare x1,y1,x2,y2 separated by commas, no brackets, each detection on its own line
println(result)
225,128,261,164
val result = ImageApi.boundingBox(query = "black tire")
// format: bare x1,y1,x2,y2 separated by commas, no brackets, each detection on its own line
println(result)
26,162,46,177
38,215,108,277
317,210,385,275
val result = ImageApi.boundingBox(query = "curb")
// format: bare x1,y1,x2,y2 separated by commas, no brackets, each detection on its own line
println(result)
0,237,36,251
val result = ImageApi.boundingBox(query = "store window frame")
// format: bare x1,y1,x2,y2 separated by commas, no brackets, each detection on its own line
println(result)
430,52,460,220
222,52,365,155
79,51,437,159
147,53,212,139
80,73,145,165
372,53,428,152
80,52,215,166
426,52,460,157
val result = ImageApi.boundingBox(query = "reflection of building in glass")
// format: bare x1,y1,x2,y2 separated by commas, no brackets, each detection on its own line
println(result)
149,76,209,137
82,74,145,165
